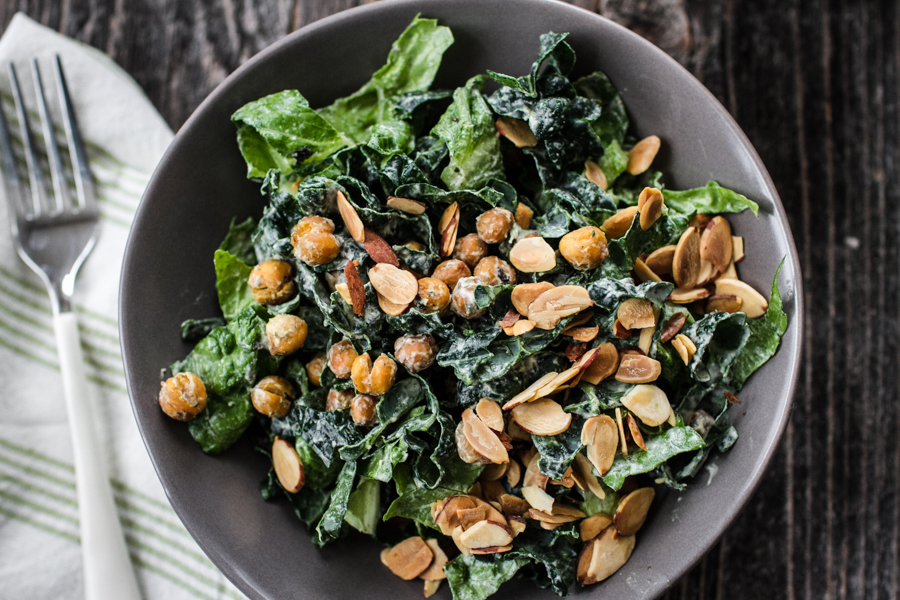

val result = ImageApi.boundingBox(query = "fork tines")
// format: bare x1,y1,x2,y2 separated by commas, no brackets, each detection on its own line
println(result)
0,55,96,223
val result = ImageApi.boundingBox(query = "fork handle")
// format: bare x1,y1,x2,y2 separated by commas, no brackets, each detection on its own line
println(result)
55,312,142,600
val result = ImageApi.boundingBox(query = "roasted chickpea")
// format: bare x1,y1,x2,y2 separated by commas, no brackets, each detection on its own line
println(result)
450,276,487,319
452,233,489,269
291,216,335,239
413,277,451,314
559,226,609,270
326,388,354,411
266,314,308,355
306,352,327,387
327,339,358,379
350,394,378,427
248,260,296,305
158,372,207,421
476,207,514,244
251,376,295,418
351,353,397,396
394,334,438,373
431,259,471,291
293,230,341,266
473,256,517,286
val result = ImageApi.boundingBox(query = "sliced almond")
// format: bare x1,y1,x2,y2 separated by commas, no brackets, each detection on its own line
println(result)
481,462,509,482
571,453,605,499
690,213,712,231
561,310,594,331
645,245,676,276
637,187,664,230
715,278,768,318
534,366,580,399
528,285,594,330
376,292,409,316
344,260,366,317
706,294,743,313
457,505,489,530
468,481,483,499
451,525,470,556
621,384,672,427
638,327,654,355
511,282,556,315
499,494,530,517
614,487,655,536
419,539,448,581
470,545,513,554
386,196,426,215
368,263,418,305
475,398,505,432
627,135,661,175
424,580,441,598
499,309,520,329
529,508,580,524
566,342,588,365
515,202,534,229
503,372,557,410
496,116,537,147
585,160,609,190
615,354,662,384
456,421,490,466
334,282,352,305
462,408,509,464
540,521,562,531
507,419,532,441
601,206,638,240
732,236,745,263
509,236,557,273
669,286,711,304
580,514,613,542
511,399,572,436
523,452,549,490
508,515,527,536
336,190,365,243
615,407,628,457
625,413,646,451
697,258,718,286
613,320,632,339
481,480,506,505
521,485,555,514
659,313,686,343
434,495,478,535
553,503,588,519
673,227,701,288
617,298,656,330
671,333,697,366
438,201,459,234
718,260,738,280
578,526,636,584
551,466,576,489
505,461,522,488
459,520,513,549
581,343,620,385
569,325,600,342
581,415,618,476
382,537,434,580
438,203,460,258
634,257,662,283
472,496,508,525
363,228,400,267
272,436,304,493
504,319,535,336
700,216,733,271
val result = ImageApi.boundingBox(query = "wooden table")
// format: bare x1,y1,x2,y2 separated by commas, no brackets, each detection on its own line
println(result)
4,0,894,597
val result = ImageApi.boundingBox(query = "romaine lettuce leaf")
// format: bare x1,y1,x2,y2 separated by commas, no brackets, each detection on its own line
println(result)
218,217,257,264
731,260,788,388
664,181,760,217
487,32,575,97
445,554,530,600
602,425,706,490
214,250,255,321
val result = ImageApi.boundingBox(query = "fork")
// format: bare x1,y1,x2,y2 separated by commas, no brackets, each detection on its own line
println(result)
0,56,141,600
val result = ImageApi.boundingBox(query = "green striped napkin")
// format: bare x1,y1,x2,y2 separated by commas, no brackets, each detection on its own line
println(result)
0,13,246,600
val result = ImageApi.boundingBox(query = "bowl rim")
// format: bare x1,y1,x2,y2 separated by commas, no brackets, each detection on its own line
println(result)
121,0,804,597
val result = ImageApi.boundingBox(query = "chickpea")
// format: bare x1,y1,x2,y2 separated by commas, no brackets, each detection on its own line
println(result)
450,276,487,319
476,207,514,244
158,372,207,421
326,388,354,411
351,352,398,396
293,230,341,266
559,226,609,270
452,233,489,269
473,256,517,286
251,376,295,418
266,314,308,355
413,277,451,314
350,394,378,427
431,259,471,291
327,339,358,379
248,260,296,305
291,216,335,239
394,334,438,373
306,352,327,387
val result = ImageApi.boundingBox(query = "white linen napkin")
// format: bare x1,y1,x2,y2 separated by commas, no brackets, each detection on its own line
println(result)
0,13,246,600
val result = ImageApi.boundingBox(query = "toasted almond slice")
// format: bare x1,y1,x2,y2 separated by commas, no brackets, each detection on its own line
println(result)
671,333,697,366
508,515,527,536
456,421,490,466
369,263,418,305
634,257,662,283
585,160,608,190
706,294,743,313
272,436,304,493
615,354,662,384
614,487,655,536
668,408,677,427
512,399,572,435
344,260,366,317
645,245,676,275
523,452,550,490
376,292,409,316
503,372,557,410
697,258,718,286
424,580,441,598
581,343,620,385
638,327,654,355
438,201,459,232
363,228,400,267
386,196,426,215
475,398,505,432
540,521,562,531
451,525,470,556
732,236,745,262
659,313,686,343
438,203,460,258
621,384,672,427
470,545,513,554
528,285,594,330
627,135,661,175
521,484,555,514
507,419,532,441
472,496,508,524
601,206,638,240
580,514,613,542
669,286,711,304
496,116,537,147
505,319,535,336
718,260,738,280
574,347,601,372
334,282,352,305
569,325,600,342
336,191,365,243
481,462,509,482
561,309,594,331
511,282,556,315
578,526,636,584
505,461,522,488
468,481,483,498
459,520,514,549
576,536,596,583
581,415,618,476
673,227,701,288
625,413,646,451
566,342,590,365
551,466,576,489
534,366,580,399
383,537,434,580
715,278,768,318
509,236,557,273
434,495,478,535
529,508,580,524
430,499,445,522
457,505,489,530
515,202,534,229
500,494,530,516
615,408,628,457
553,503,587,519
420,539,449,581
617,298,656,330
499,309,520,329
700,216,733,271
462,408,509,464
637,187,664,230
572,452,606,499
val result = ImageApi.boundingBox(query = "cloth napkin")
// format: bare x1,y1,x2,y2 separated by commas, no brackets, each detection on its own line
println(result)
0,13,246,600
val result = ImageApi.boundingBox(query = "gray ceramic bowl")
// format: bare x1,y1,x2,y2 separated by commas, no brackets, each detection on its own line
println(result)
120,1,803,598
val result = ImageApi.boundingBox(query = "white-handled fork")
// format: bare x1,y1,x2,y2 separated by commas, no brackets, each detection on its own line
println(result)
0,56,141,600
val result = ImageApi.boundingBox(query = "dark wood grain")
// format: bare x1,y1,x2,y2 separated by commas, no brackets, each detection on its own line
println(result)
3,0,896,597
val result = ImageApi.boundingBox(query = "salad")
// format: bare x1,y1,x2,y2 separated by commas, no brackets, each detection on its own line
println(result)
158,17,788,600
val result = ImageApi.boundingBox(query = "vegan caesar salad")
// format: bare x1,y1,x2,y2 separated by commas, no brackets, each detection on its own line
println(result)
157,16,788,600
